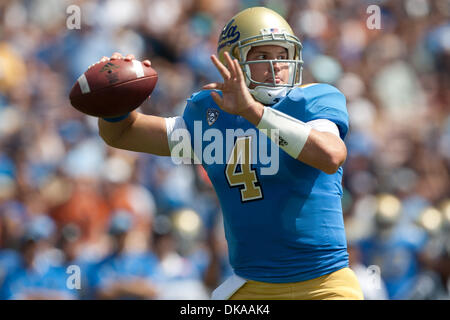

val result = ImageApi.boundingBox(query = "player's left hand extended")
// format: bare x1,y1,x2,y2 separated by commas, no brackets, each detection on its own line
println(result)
203,52,261,118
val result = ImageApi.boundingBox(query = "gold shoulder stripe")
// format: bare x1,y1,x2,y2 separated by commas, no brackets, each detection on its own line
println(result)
299,83,318,89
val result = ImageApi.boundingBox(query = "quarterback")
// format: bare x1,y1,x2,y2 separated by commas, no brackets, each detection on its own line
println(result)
97,7,363,300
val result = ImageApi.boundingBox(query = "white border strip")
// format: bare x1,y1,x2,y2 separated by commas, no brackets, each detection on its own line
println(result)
132,60,144,78
77,73,91,94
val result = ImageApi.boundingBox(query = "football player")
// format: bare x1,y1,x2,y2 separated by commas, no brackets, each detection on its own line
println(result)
97,7,363,300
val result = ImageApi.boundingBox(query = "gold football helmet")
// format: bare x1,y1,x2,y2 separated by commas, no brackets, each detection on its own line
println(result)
217,7,303,105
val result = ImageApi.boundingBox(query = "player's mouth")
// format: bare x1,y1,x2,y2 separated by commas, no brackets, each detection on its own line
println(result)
265,77,283,84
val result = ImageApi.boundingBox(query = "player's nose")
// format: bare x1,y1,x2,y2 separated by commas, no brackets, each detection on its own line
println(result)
272,60,283,72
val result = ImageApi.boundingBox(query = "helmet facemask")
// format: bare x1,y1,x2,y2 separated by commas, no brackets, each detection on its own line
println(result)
233,32,304,105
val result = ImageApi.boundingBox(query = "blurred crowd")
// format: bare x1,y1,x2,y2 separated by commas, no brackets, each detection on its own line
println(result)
0,0,449,300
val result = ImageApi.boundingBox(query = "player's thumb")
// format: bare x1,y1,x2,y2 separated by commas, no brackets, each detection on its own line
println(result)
210,92,224,110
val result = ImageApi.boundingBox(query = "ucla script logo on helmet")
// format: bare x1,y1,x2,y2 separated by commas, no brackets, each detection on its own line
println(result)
218,19,241,51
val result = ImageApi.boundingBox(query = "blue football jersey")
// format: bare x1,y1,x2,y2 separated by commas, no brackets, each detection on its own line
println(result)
182,83,349,283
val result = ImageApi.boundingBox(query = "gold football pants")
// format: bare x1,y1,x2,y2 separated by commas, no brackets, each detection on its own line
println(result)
229,267,364,300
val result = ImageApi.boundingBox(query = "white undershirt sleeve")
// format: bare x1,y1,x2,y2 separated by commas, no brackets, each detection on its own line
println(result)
165,116,194,162
306,119,341,138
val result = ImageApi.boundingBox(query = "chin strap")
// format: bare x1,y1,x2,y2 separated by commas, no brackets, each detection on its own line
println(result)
249,86,291,105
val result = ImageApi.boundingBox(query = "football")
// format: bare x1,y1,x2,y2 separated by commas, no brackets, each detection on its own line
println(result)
69,59,158,118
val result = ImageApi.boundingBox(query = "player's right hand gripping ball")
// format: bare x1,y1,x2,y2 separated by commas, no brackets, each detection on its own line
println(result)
69,59,158,118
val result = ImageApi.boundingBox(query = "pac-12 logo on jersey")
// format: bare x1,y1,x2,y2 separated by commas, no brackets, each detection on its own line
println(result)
206,108,220,126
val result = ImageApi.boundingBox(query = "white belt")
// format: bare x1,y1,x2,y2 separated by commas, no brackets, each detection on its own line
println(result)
211,274,248,300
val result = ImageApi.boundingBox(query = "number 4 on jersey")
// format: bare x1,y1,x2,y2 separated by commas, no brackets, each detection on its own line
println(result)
225,136,263,202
